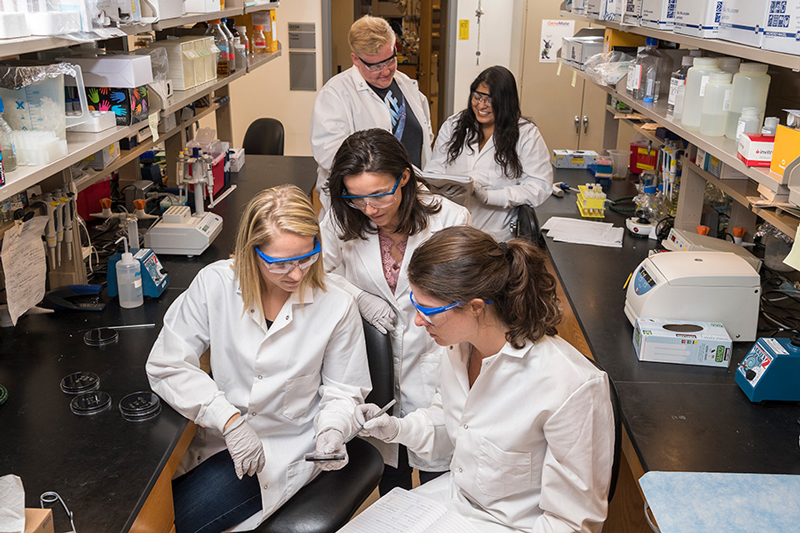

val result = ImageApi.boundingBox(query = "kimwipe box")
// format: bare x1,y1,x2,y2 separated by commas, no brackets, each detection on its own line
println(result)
633,318,732,367
85,86,150,126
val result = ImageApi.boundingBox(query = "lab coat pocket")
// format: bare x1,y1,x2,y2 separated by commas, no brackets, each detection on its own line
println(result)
284,458,318,504
283,373,320,420
476,437,532,499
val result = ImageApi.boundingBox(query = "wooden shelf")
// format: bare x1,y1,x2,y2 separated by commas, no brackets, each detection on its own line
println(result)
559,6,800,72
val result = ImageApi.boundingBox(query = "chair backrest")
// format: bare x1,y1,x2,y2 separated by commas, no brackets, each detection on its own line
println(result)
513,204,544,246
242,118,285,156
362,320,395,414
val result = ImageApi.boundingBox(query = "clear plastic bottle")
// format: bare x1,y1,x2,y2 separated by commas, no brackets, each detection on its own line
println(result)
724,62,771,140
253,25,268,54
627,38,664,103
736,107,761,141
762,117,780,135
700,72,733,137
0,97,17,173
681,57,721,131
668,55,695,115
219,18,237,73
116,237,143,309
206,19,231,77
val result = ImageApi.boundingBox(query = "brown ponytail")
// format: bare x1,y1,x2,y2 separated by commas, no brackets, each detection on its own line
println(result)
408,226,561,348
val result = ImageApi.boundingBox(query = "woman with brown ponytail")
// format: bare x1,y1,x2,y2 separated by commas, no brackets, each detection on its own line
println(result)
354,226,615,533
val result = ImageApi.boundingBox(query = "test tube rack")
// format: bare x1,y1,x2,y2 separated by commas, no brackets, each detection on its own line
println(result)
576,184,607,218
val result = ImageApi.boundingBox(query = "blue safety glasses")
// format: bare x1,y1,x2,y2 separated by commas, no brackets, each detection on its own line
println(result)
341,173,403,210
254,238,321,274
410,291,493,326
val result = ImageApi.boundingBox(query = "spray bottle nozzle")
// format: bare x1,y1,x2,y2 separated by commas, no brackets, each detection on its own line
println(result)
115,236,134,264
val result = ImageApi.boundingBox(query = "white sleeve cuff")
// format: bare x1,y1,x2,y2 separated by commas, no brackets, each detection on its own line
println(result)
198,392,241,433
486,188,508,207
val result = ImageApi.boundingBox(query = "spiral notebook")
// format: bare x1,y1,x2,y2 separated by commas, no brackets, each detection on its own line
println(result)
338,488,481,533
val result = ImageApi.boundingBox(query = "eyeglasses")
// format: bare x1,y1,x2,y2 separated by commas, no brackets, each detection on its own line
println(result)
341,173,403,210
358,50,397,72
410,291,494,327
471,90,493,106
254,238,321,274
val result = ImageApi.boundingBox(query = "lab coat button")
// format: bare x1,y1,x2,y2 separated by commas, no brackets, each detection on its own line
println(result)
258,375,263,380
458,468,463,473
263,484,269,490
250,412,257,417
285,315,289,320
463,424,468,430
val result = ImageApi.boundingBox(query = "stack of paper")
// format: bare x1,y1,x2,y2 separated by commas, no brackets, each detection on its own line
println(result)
541,216,624,248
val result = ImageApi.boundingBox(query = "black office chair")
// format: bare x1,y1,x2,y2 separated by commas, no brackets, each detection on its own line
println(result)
512,204,544,247
254,320,392,533
243,118,285,156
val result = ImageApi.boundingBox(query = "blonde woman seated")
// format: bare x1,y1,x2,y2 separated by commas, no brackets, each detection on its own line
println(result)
356,226,614,533
146,185,371,533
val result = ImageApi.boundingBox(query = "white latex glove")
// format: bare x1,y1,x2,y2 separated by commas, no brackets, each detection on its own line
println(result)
315,429,349,471
223,416,266,479
472,182,489,204
356,291,396,334
354,403,400,442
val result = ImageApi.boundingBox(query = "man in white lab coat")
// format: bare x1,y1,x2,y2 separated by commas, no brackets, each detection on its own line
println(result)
310,15,433,213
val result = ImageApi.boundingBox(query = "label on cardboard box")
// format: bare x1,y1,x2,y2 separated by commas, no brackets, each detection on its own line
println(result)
633,317,732,367
552,149,599,168
737,133,775,167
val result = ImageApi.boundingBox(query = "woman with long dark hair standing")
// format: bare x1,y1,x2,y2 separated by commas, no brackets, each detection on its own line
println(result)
355,226,614,532
425,65,553,241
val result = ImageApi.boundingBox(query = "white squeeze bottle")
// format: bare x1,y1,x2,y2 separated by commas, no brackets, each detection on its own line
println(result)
116,236,143,309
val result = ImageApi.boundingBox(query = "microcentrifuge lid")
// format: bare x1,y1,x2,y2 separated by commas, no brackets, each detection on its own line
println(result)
70,391,112,416
84,327,119,347
119,391,161,421
60,372,100,395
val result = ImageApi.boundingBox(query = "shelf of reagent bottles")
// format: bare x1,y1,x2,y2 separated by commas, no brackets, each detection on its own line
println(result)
688,160,799,236
160,45,280,116
245,1,280,14
153,7,245,31
613,90,783,189
559,7,800,72
0,121,154,201
73,101,223,193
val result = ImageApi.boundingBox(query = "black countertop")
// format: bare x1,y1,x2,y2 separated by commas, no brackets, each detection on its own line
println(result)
0,155,317,533
539,170,800,475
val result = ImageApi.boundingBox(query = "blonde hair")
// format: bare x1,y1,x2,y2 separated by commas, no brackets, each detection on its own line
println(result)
233,185,325,320
348,15,395,56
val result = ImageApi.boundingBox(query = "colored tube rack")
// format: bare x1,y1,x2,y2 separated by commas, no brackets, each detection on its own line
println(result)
577,184,607,218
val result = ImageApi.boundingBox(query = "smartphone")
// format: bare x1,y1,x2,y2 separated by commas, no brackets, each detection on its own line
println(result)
304,452,346,462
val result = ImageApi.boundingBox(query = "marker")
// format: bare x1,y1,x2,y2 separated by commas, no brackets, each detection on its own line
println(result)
345,399,396,443
623,272,633,290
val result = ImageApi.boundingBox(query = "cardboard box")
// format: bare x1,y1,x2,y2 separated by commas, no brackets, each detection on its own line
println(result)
571,37,604,70
758,182,791,202
552,149,599,168
601,0,625,21
718,0,770,47
86,86,150,126
83,141,120,170
640,0,677,30
24,508,54,533
633,318,732,367
763,0,800,55
771,125,800,176
184,0,220,12
708,155,748,179
64,55,154,89
141,0,186,20
585,0,604,18
603,28,647,53
674,0,723,38
624,0,644,25
572,0,588,15
737,133,775,167
229,147,245,172
695,146,710,170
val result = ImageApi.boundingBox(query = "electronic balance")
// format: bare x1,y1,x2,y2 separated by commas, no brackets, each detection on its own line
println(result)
624,251,760,341
736,335,800,402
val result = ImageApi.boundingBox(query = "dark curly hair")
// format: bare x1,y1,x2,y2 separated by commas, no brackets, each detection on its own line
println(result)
445,65,528,180
327,129,441,241
407,226,561,348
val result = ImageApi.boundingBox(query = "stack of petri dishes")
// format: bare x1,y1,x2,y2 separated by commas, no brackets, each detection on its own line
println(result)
60,371,100,395
70,391,112,416
119,391,162,422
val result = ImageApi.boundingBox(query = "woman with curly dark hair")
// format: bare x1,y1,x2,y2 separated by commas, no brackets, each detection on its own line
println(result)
355,226,614,533
425,65,553,241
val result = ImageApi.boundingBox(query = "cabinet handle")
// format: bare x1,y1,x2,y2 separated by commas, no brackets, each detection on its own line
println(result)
583,115,589,134
574,115,580,133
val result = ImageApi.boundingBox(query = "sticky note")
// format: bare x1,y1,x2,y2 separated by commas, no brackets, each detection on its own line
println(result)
571,70,577,87
149,112,160,143
557,60,562,76
782,224,800,271
459,20,469,40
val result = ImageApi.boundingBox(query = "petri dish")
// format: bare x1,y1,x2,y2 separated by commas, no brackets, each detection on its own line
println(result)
60,371,100,395
70,391,112,416
84,327,119,347
119,391,161,422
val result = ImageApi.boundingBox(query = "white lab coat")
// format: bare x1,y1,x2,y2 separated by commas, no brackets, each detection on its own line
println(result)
394,335,614,533
320,194,470,471
310,66,434,213
146,259,371,531
425,112,554,241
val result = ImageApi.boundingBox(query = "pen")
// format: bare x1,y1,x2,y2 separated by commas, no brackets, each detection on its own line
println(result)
345,399,396,443
623,272,633,290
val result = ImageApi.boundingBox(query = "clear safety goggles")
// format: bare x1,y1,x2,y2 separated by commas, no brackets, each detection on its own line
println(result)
254,238,321,274
471,90,493,106
358,50,397,72
341,173,402,210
